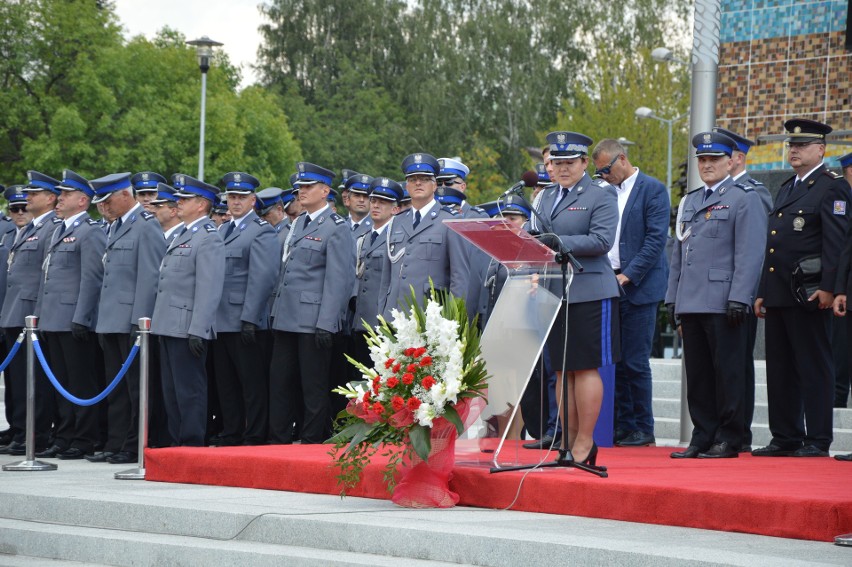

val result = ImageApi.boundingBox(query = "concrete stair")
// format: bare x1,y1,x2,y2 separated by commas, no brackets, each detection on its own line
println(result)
650,358,852,452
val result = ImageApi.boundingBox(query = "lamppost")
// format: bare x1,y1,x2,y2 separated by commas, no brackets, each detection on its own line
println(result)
635,107,690,191
186,36,224,182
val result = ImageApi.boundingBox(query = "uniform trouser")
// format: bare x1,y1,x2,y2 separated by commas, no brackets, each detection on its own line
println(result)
269,330,331,445
41,331,99,453
743,314,758,446
213,331,269,445
614,300,657,435
680,313,748,450
833,316,850,407
99,333,138,453
4,327,52,447
764,307,834,451
146,336,170,448
159,335,208,447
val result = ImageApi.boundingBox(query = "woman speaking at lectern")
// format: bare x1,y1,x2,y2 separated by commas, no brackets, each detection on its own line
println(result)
531,131,621,466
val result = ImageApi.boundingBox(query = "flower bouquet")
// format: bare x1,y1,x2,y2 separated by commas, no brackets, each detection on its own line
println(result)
328,287,488,507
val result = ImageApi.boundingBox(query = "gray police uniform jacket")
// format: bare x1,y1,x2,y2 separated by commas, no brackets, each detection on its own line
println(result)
734,172,772,214
270,207,356,334
96,205,166,334
0,212,60,329
665,176,767,314
215,211,279,332
151,218,225,340
273,218,290,251
381,202,471,318
353,226,389,332
0,217,15,243
531,174,620,304
351,216,373,239
35,214,107,332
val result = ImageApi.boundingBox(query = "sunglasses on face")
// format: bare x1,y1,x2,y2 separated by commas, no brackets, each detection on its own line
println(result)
9,206,27,213
437,179,461,187
596,154,621,176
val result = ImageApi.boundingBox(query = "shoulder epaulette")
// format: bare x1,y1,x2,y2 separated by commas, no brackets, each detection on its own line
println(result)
204,224,217,233
330,212,345,225
140,211,155,220
732,182,754,192
254,217,269,226
591,178,610,188
745,177,765,186
52,217,63,224
469,206,486,214
86,218,100,226
824,169,842,179
2,215,10,222
441,206,459,216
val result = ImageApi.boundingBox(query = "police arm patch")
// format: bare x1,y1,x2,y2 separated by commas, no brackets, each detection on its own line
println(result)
834,201,847,215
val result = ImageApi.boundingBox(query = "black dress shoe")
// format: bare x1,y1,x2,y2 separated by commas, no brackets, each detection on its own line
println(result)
738,445,752,453
57,448,87,460
751,444,799,457
84,451,115,463
792,445,829,457
671,446,702,459
0,429,13,446
698,442,738,458
522,435,557,450
210,436,242,447
106,451,137,464
613,428,631,444
834,453,852,461
35,444,66,458
616,431,656,447
7,441,30,456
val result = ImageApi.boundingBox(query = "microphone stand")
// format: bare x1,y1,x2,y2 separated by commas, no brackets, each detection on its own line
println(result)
490,186,607,478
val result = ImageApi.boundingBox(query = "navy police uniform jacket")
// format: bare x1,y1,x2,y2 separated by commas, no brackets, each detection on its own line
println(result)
96,205,166,334
381,201,470,317
531,173,620,304
151,218,225,339
35,214,107,332
216,211,279,332
0,212,60,328
270,207,356,334
666,177,767,314
758,165,850,307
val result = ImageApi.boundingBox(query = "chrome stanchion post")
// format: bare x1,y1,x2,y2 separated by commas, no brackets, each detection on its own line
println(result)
3,315,57,471
116,317,150,480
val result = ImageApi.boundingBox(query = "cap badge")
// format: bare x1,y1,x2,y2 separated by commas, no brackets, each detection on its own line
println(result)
298,163,305,172
381,178,389,187
703,133,712,143
142,173,149,181
557,133,566,144
794,126,802,134
361,175,368,183
438,159,445,167
234,173,242,182
414,154,422,164
27,172,33,181
177,175,185,185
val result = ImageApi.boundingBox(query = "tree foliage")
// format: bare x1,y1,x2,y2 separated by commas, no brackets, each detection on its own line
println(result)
0,0,300,188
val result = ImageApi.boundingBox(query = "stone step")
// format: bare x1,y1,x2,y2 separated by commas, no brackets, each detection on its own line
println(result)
652,379,769,402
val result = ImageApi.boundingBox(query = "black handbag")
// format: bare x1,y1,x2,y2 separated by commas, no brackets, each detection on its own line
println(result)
791,254,822,310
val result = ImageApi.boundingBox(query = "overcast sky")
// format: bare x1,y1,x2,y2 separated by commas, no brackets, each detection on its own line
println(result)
113,0,265,88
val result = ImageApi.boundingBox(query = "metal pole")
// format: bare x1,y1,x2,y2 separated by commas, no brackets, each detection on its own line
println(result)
678,0,722,444
666,119,673,192
198,71,208,182
116,317,150,480
3,315,56,471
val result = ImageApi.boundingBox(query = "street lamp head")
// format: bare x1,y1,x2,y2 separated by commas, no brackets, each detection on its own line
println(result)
651,47,674,62
635,107,655,119
186,36,224,73
617,137,636,146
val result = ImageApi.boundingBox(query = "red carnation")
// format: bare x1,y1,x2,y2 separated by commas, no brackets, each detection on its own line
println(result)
372,401,385,414
419,356,433,367
422,375,436,390
407,397,421,410
362,391,371,403
392,362,401,373
415,347,427,357
406,363,417,372
386,376,400,388
402,372,415,385
391,395,405,411
404,347,415,357
384,358,395,369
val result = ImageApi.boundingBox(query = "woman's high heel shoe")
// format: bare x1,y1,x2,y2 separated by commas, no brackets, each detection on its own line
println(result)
576,442,598,466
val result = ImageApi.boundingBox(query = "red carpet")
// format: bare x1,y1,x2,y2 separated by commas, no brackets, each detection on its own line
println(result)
145,441,852,542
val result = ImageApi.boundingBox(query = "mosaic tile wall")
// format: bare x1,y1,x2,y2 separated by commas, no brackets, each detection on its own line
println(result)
717,0,851,171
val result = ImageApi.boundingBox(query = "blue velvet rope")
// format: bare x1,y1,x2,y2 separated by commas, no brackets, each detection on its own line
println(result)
0,333,24,373
33,335,140,407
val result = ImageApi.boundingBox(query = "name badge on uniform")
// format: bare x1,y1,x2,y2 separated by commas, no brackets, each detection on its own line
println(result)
793,217,805,231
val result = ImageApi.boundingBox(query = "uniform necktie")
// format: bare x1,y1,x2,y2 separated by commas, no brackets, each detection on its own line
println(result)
352,222,359,231
370,230,378,246
14,221,33,246
179,225,188,237
792,178,801,191
110,217,123,239
224,221,236,239
704,188,713,202
413,210,421,229
552,187,569,218
303,214,311,230
54,223,66,243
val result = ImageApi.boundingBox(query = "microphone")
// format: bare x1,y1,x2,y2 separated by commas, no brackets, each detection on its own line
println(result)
502,170,540,196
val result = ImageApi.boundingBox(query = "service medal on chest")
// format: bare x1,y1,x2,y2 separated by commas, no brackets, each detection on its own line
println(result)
793,217,805,231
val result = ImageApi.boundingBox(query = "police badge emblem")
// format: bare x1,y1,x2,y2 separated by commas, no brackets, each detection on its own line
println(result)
793,217,805,231
142,173,149,181
557,133,566,144
234,173,242,183
414,154,422,164
381,178,389,187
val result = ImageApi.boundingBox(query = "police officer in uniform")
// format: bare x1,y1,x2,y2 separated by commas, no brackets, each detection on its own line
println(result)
666,132,767,459
89,172,166,463
256,187,290,249
832,152,852,460
268,163,356,444
345,174,374,238
150,183,184,243
712,126,773,452
210,195,231,226
151,176,225,446
381,153,470,318
753,119,850,458
34,170,106,459
0,172,62,456
0,185,15,242
212,172,278,446
131,172,167,211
